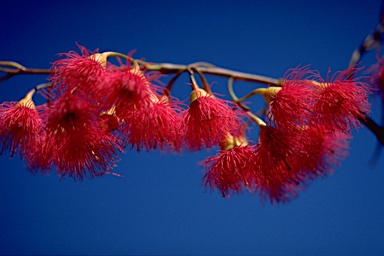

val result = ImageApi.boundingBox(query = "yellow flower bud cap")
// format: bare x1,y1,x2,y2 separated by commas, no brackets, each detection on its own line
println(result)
220,133,248,151
17,98,36,109
262,87,281,104
89,53,108,67
189,88,211,104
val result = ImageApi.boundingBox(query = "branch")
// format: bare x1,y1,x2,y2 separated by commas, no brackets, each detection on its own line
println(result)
146,62,281,86
0,61,51,82
0,60,281,86
348,21,384,70
359,115,384,145
347,14,384,147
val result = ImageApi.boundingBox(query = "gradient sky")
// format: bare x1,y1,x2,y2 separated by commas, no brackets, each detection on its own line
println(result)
1,0,384,255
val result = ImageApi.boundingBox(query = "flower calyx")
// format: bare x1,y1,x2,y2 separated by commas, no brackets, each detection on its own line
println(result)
89,52,109,67
16,98,36,109
189,88,212,104
261,86,282,104
220,133,248,151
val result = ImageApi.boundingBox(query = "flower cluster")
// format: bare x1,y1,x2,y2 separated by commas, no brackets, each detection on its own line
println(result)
0,45,243,181
203,66,371,203
0,46,373,203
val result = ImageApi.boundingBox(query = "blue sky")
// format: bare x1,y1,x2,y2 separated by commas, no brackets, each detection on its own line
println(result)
1,0,384,255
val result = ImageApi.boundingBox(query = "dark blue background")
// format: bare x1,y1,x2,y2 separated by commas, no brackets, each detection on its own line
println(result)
1,0,384,255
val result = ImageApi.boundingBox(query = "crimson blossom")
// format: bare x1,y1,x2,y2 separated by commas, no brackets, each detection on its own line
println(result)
252,125,306,203
203,135,257,197
302,125,352,171
184,88,243,151
266,67,317,130
102,64,177,149
250,123,352,203
122,95,184,152
40,91,123,180
102,64,159,114
0,98,44,164
311,68,372,132
49,44,108,98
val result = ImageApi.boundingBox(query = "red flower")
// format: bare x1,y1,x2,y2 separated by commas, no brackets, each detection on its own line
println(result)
122,95,184,152
43,91,123,180
103,64,159,118
251,124,352,203
288,125,351,181
26,128,51,174
253,152,302,203
50,44,108,97
184,88,243,150
305,125,351,170
0,99,43,162
203,135,257,197
267,67,316,129
252,126,305,203
312,68,371,132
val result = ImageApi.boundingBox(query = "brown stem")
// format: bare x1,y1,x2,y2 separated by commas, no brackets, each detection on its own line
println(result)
246,111,266,128
347,21,384,77
198,66,281,85
146,62,281,85
187,68,200,91
346,16,384,147
192,67,211,93
1,59,280,87
359,115,384,145
227,77,249,111
0,61,51,82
